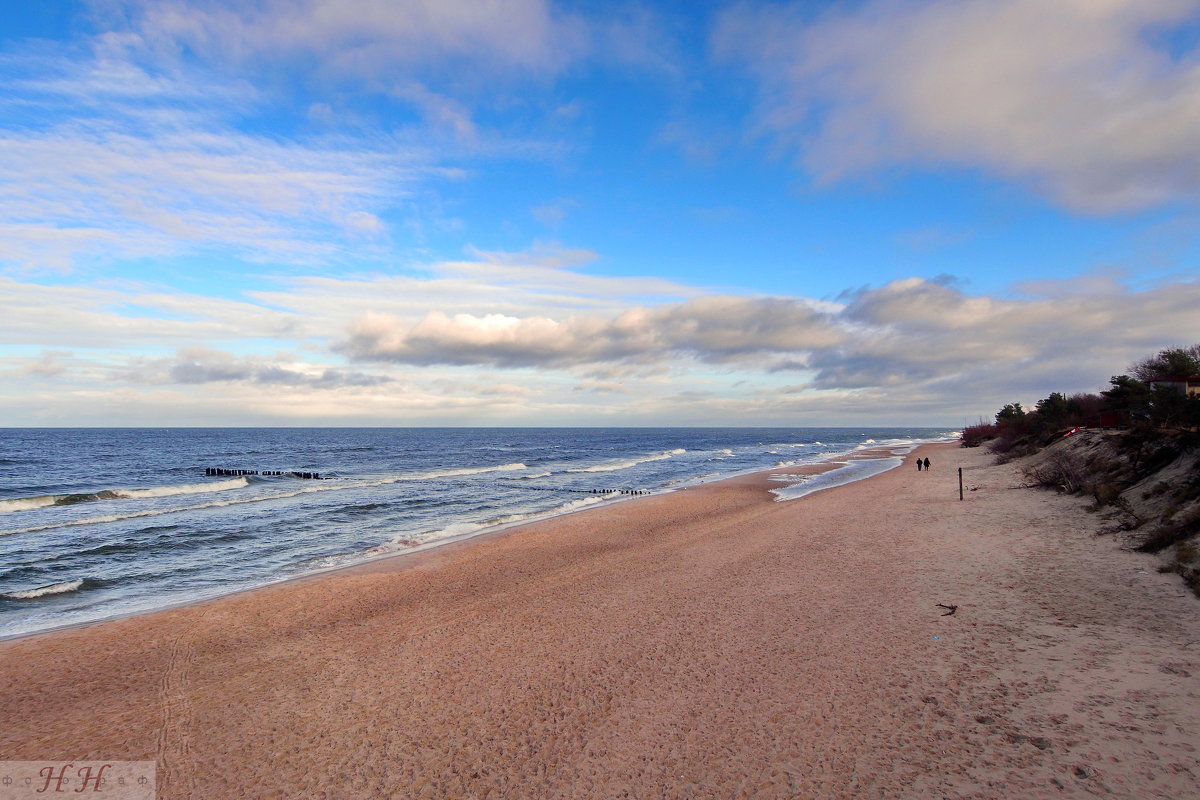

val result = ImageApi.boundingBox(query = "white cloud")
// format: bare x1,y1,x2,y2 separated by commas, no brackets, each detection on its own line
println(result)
0,2,688,276
331,269,1200,420
129,0,583,77
337,295,844,367
0,125,408,267
120,346,393,388
0,246,705,360
0,277,306,347
531,199,576,228
343,211,386,234
806,275,1200,391
0,44,427,273
112,0,685,147
243,250,703,336
17,350,74,378
715,0,1200,212
2,256,1199,425
124,0,681,85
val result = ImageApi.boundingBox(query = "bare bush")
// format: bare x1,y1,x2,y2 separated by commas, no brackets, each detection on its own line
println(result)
1025,452,1086,493
1136,505,1200,553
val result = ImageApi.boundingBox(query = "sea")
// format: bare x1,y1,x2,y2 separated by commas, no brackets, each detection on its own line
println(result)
0,427,956,638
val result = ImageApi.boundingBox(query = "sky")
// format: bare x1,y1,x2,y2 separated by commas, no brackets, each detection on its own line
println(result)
1,0,1199,427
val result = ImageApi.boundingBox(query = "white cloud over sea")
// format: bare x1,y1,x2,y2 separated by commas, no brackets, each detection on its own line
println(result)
4,253,1198,425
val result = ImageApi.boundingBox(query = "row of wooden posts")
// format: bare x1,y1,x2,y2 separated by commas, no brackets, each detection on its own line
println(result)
503,483,651,496
205,467,322,480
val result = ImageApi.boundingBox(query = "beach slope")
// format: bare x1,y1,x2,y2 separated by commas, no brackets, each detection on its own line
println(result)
2,444,1198,799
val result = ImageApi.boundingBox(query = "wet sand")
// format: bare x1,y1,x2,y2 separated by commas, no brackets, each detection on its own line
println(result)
2,443,1198,799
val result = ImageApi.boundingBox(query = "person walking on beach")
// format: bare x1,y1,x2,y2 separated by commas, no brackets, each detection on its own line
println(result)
923,457,931,471
916,457,923,472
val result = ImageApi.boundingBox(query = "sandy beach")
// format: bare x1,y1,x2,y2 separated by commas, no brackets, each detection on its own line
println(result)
3,443,1199,799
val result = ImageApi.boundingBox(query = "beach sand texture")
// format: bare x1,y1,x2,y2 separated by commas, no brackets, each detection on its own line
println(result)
2,443,1199,799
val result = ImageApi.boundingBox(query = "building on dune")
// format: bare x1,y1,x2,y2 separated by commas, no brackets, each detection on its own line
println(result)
1148,377,1200,397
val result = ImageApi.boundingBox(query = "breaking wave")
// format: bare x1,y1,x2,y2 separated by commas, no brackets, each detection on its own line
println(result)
771,457,903,502
0,478,249,514
0,489,308,537
375,495,611,554
2,578,85,600
567,449,686,474
114,477,249,499
399,462,528,480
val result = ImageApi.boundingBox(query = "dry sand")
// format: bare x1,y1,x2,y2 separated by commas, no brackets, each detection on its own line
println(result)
2,443,1199,799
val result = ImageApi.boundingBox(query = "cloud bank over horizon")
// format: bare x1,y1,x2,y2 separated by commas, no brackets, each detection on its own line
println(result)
1,1,1198,426
3,256,1197,426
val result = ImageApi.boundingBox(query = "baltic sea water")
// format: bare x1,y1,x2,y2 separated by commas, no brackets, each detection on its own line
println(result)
0,427,954,637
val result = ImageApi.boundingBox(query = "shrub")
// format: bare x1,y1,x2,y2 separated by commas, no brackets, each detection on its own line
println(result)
1136,506,1200,553
961,421,998,448
1025,453,1086,493
1092,482,1122,507
1159,539,1200,598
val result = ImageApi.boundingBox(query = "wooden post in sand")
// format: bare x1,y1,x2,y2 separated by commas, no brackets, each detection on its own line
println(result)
958,467,964,501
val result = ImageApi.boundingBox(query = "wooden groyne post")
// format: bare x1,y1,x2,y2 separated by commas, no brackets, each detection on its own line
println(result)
205,468,321,479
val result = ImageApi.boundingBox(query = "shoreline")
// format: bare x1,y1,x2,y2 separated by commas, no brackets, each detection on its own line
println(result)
0,441,919,643
5,441,1196,798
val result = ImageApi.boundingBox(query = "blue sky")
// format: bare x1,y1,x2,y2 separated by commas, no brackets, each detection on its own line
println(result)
1,0,1198,426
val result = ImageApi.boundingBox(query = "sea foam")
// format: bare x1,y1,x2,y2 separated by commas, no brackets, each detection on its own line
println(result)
400,462,529,481
771,457,902,502
0,477,249,515
3,578,85,600
114,477,248,499
0,496,59,514
567,449,685,474
382,495,610,551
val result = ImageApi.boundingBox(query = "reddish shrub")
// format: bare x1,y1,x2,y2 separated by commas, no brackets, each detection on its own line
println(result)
961,422,998,448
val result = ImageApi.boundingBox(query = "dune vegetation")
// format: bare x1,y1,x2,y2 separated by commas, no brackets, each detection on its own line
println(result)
962,345,1200,594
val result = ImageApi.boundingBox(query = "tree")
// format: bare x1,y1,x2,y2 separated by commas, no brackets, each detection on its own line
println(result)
1130,345,1200,382
995,403,1025,424
1148,383,1191,427
1066,392,1103,422
1035,392,1070,427
1102,375,1151,417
